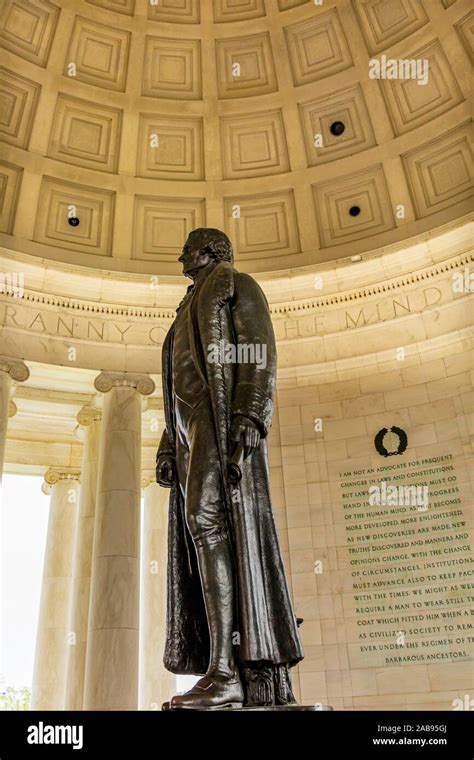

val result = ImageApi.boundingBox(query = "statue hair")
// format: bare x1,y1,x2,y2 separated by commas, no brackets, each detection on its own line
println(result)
188,228,234,263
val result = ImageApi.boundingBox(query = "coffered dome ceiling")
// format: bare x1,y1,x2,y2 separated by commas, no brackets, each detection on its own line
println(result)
0,0,472,275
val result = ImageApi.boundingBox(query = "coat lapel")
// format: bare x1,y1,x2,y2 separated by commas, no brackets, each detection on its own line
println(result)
196,262,234,467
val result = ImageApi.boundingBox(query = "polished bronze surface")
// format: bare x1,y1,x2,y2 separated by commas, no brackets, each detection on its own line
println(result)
156,228,303,710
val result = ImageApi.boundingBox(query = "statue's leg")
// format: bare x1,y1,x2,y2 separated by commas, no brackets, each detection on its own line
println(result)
192,534,235,679
170,397,243,710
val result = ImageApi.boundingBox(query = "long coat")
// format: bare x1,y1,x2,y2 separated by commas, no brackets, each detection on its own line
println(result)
157,261,304,675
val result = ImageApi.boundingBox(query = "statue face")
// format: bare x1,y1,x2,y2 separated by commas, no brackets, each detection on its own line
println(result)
178,235,210,278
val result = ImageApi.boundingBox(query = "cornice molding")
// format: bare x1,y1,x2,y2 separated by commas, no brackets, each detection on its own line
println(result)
270,253,474,315
2,252,472,321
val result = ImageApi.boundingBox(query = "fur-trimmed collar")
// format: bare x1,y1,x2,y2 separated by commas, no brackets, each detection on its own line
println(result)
197,261,234,309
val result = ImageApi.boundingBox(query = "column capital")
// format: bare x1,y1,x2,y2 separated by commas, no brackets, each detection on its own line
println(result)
42,467,81,494
94,372,155,397
9,400,17,418
0,356,29,383
76,406,102,427
141,472,157,490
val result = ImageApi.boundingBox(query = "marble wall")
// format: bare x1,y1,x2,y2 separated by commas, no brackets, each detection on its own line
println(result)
269,317,473,710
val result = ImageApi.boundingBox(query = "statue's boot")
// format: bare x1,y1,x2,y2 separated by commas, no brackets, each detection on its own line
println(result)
169,673,243,710
170,534,244,710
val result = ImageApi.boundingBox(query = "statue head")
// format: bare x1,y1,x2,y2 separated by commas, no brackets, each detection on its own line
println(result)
178,228,233,278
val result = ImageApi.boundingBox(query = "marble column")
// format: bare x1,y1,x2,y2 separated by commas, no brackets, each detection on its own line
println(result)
31,468,81,709
84,372,155,710
64,406,102,710
139,474,175,710
0,356,29,480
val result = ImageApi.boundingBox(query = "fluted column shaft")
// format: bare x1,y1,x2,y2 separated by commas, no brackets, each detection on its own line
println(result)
31,469,81,709
139,476,175,710
0,357,29,480
65,407,102,710
84,372,155,710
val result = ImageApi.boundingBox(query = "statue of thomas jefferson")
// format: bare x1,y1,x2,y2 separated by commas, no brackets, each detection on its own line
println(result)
156,228,303,710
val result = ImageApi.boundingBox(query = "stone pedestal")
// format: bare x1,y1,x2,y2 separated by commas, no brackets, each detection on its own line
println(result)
162,702,333,711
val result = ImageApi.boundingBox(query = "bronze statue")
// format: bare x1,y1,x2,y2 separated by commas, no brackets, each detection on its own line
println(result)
156,228,303,710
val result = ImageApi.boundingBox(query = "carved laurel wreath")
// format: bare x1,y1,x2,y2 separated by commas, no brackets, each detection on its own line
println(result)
374,426,408,457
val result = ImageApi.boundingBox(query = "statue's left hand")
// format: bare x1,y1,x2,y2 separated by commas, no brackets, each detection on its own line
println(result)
156,454,175,488
231,414,261,458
